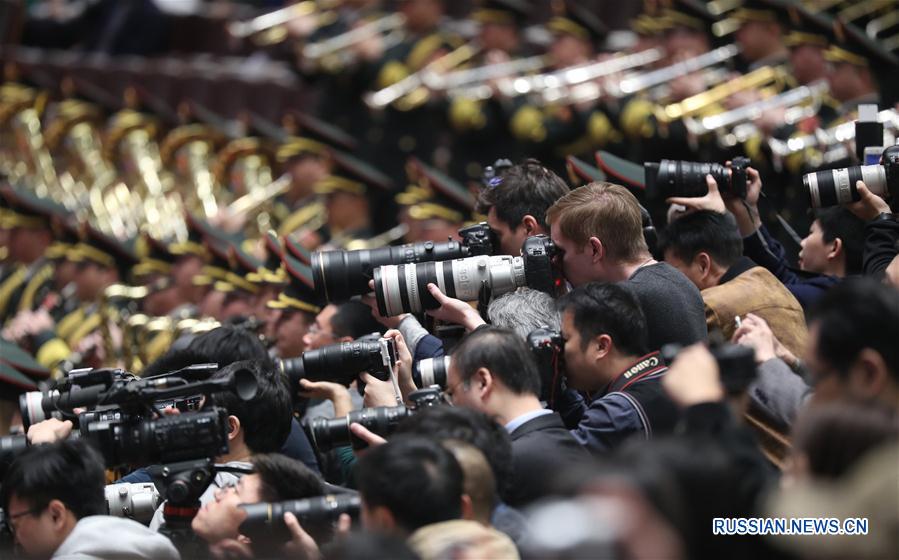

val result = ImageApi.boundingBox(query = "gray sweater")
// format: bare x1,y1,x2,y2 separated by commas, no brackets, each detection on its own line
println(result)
626,262,708,350
53,516,180,560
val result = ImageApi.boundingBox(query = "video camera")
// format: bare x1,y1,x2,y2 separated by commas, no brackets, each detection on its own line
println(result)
645,156,750,199
15,363,257,468
278,335,397,392
804,145,898,207
312,222,497,302
307,387,445,452
373,235,560,317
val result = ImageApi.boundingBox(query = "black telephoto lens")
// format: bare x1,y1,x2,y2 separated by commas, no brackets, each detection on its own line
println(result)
644,160,730,198
412,356,451,389
241,494,361,533
308,406,410,452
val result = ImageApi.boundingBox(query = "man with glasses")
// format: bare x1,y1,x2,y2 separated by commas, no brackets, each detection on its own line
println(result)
1,440,179,560
444,327,587,508
302,301,384,351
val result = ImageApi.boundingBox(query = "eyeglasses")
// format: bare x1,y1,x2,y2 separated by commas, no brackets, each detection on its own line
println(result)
307,323,336,339
6,506,46,532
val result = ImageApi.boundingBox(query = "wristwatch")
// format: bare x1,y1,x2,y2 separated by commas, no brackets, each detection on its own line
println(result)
870,212,898,224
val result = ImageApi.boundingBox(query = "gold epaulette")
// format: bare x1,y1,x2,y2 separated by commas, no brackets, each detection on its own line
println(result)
278,200,326,237
510,105,547,142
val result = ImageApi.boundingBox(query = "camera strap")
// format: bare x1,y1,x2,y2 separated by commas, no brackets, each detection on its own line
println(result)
605,352,666,394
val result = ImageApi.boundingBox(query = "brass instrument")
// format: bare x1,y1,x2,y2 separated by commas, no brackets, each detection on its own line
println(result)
227,1,330,45
364,42,482,110
10,107,62,202
303,13,407,68
425,55,549,98
684,80,829,147
343,223,410,250
612,44,741,98
657,65,787,123
768,108,899,159
227,173,289,236
868,11,899,52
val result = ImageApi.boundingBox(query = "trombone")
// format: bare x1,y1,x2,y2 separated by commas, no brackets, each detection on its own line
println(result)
768,108,899,158
611,44,741,98
302,13,407,63
425,54,549,97
227,1,326,45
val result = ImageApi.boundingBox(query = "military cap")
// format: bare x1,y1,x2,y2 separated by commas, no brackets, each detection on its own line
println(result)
825,18,899,68
215,245,261,295
0,337,50,380
282,234,313,266
130,232,175,280
0,361,38,399
247,230,288,286
212,137,275,187
276,136,330,164
406,158,476,224
267,253,322,314
547,0,609,44
566,155,607,187
658,0,718,33
472,0,529,26
315,150,393,197
0,186,63,230
283,110,358,152
594,150,648,191
170,212,213,259
43,99,104,152
712,0,792,37
46,216,81,261
195,240,234,288
69,224,143,279
784,3,835,48
158,123,224,167
104,109,159,164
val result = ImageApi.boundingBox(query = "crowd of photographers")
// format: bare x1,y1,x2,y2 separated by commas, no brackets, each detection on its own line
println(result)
2,155,898,560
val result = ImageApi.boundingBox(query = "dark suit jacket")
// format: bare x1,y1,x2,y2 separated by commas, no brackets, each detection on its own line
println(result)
507,412,590,508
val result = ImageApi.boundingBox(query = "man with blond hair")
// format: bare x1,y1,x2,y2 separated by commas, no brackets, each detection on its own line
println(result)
546,182,707,349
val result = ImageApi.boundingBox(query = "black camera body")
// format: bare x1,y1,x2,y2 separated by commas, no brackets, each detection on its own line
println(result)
311,223,497,302
526,327,566,406
521,235,561,296
661,341,756,395
645,156,750,199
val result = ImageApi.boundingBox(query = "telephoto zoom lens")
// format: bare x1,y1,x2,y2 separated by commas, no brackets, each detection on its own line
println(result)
308,406,411,451
278,340,389,390
312,240,472,302
804,165,888,207
240,494,361,534
644,160,731,198
413,356,451,389
373,255,526,317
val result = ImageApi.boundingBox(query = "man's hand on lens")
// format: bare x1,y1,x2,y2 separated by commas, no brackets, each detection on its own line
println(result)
424,283,486,331
350,422,387,448
27,418,73,445
724,166,763,235
283,512,321,560
662,344,725,407
845,181,891,222
382,329,417,398
363,281,405,328
666,174,727,217
361,372,399,408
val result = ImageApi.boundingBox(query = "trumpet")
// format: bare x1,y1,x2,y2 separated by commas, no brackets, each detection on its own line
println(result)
657,65,787,123
684,80,829,146
611,44,741,98
303,13,407,63
503,48,665,103
227,1,322,44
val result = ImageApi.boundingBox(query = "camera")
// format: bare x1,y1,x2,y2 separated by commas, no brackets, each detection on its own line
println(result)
804,145,898,208
311,222,496,302
661,340,756,394
278,336,397,390
644,156,750,199
373,235,559,317
413,356,451,389
307,387,445,452
240,493,361,535
527,327,566,406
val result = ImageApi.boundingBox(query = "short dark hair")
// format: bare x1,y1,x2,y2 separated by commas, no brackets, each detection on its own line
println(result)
355,437,464,533
323,532,418,560
815,207,865,275
451,327,542,396
142,325,274,378
658,211,743,268
394,406,514,503
557,282,649,357
210,361,293,453
476,159,570,230
1,440,106,520
330,301,384,339
251,453,324,503
807,278,899,382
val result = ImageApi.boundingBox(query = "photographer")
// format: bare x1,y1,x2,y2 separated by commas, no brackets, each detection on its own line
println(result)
149,360,294,530
190,453,326,559
659,210,807,355
547,182,707,349
556,283,679,454
445,327,588,507
842,182,899,285
671,169,865,309
302,301,384,351
476,160,570,256
1,440,179,559
355,437,518,560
